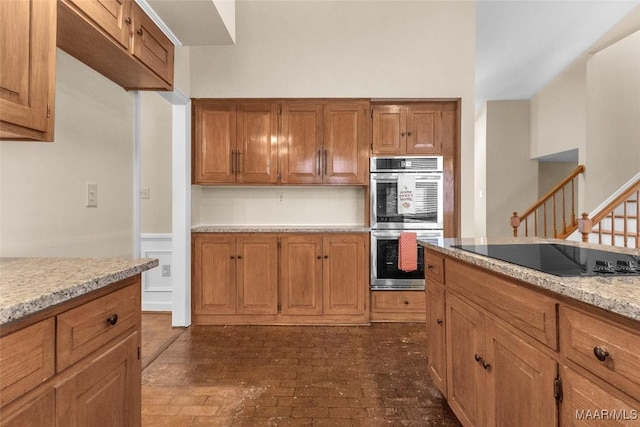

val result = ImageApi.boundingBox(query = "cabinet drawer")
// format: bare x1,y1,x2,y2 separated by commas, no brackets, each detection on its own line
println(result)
0,318,55,407
57,281,139,371
371,291,425,313
561,305,640,399
424,251,445,284
446,260,558,349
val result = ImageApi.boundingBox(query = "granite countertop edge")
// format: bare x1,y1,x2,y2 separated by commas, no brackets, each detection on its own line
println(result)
192,225,371,233
0,258,159,326
418,238,640,323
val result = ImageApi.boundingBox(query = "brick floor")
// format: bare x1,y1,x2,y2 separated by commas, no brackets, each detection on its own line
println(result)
142,320,461,426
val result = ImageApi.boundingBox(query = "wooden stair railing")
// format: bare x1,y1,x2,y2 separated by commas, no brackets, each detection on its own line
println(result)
511,165,585,238
578,176,640,248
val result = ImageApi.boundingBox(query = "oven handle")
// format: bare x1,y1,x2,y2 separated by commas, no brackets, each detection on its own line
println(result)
371,230,444,239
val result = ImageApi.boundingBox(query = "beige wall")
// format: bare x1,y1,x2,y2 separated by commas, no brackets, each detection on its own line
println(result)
474,104,487,236
585,30,640,211
140,92,172,234
485,101,537,237
0,50,135,257
188,0,476,235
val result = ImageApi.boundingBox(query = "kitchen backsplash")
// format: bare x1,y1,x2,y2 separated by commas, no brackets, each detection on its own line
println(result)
192,186,365,226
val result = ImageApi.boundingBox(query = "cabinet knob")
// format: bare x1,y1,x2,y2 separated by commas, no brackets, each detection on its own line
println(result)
137,28,143,36
324,255,328,259
230,256,235,259
403,300,409,305
317,256,322,259
401,132,406,137
407,131,413,136
482,361,491,370
237,255,242,260
125,17,131,25
474,353,482,362
593,346,609,362
427,264,434,270
107,314,119,326
436,318,443,325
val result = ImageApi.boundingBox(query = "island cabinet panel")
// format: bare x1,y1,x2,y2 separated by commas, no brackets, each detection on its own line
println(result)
0,0,56,141
56,331,140,427
0,277,142,427
560,365,640,427
192,232,369,325
425,281,446,394
446,259,558,350
0,318,55,407
560,305,640,400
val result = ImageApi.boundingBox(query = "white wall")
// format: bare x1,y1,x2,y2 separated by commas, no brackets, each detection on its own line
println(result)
0,50,135,257
189,0,476,235
195,186,365,226
585,30,640,211
485,101,537,237
140,91,172,233
474,104,487,237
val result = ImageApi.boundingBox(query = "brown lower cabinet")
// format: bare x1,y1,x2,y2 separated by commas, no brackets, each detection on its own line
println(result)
192,232,369,325
0,276,141,427
424,247,640,427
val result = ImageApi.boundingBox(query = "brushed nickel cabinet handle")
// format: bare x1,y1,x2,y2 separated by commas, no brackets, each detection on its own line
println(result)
231,150,236,173
237,150,242,173
323,149,327,175
317,150,321,176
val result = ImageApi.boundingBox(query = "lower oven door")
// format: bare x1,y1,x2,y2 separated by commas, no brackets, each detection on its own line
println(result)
370,230,443,290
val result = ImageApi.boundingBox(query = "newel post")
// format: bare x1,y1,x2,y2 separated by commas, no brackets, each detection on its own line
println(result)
511,212,520,237
578,213,592,243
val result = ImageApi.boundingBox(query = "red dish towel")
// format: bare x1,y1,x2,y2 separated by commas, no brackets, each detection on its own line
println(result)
398,232,418,272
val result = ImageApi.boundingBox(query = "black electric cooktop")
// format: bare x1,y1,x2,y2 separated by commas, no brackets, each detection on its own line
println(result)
452,243,640,277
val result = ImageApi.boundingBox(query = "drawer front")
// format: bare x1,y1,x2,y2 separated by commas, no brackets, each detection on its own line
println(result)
424,250,445,284
446,259,558,349
0,318,55,407
561,305,640,399
371,291,425,313
57,281,139,372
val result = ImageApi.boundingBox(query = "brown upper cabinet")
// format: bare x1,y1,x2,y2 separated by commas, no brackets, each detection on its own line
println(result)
193,99,370,186
0,0,57,141
57,0,174,91
372,103,443,155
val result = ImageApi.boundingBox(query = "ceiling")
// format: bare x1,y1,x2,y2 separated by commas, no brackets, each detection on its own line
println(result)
146,0,640,109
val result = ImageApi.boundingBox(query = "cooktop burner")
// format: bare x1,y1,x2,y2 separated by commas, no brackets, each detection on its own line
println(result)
452,243,640,277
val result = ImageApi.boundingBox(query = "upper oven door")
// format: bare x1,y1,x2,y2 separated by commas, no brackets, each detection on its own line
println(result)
370,172,443,229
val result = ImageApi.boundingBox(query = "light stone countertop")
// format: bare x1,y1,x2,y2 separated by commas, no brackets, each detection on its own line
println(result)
192,225,370,233
0,257,158,326
419,237,640,322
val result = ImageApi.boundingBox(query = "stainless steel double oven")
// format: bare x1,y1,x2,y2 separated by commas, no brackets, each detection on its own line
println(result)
370,156,444,290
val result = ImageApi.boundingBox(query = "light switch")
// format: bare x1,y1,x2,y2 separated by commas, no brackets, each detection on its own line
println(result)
140,187,150,199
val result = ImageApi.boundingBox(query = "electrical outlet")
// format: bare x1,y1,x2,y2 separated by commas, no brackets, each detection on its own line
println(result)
162,264,171,277
276,191,285,204
86,183,98,207
140,187,150,199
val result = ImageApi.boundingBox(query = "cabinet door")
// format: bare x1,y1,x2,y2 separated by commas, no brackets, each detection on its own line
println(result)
193,102,236,184
280,102,323,184
485,321,557,427
280,235,323,315
406,104,441,154
131,2,174,86
322,234,366,315
322,101,369,185
236,102,278,184
61,0,131,49
56,332,141,427
426,280,447,396
192,235,237,315
372,105,405,155
0,0,55,141
0,388,56,427
446,293,486,427
237,235,278,315
561,365,640,426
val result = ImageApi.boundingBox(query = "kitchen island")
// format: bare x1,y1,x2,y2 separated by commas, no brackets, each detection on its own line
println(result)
419,237,640,427
0,257,157,426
